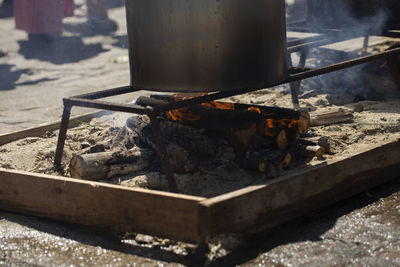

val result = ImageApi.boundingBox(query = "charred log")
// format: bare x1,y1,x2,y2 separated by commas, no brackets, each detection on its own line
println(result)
69,148,153,180
302,136,332,154
75,143,107,156
291,141,325,159
136,96,168,108
135,94,310,155
238,149,292,174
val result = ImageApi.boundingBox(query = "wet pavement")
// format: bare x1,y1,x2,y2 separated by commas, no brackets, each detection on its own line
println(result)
213,178,400,266
0,212,190,266
1,178,399,266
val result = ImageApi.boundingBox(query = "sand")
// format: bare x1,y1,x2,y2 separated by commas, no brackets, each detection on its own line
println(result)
1,94,400,198
1,0,400,265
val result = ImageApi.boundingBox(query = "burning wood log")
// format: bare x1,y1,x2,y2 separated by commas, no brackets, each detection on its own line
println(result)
310,109,353,126
136,94,310,155
69,148,153,180
138,95,310,133
70,93,316,181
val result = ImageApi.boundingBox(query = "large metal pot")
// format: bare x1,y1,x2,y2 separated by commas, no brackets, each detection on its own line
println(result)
125,0,288,92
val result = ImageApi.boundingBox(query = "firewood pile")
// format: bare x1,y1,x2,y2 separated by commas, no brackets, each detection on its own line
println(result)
69,95,352,184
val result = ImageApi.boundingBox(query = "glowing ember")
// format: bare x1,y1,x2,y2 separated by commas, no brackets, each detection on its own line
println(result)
166,94,305,139
248,107,262,114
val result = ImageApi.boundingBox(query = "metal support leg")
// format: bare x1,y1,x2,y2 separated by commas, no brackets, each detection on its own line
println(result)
362,35,370,55
289,49,307,109
149,113,178,193
289,82,301,109
54,104,72,168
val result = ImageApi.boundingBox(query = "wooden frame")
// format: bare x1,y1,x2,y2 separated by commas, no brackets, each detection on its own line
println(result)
0,113,399,243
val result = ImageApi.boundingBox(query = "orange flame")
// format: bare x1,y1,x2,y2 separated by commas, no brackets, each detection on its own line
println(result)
168,108,201,122
265,119,275,136
265,118,299,137
167,94,300,139
248,107,262,114
167,94,235,121
201,101,234,110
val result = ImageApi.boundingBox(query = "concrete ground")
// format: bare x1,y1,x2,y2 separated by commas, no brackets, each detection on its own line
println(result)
0,0,399,266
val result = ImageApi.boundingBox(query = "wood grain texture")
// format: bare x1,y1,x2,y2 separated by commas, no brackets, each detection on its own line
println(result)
0,111,105,146
199,138,400,237
310,109,354,126
0,169,205,243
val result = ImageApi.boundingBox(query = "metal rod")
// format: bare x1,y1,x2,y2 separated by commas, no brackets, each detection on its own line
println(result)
287,39,330,54
153,47,400,112
290,47,400,81
289,83,300,109
289,49,308,109
148,112,178,193
66,97,151,115
286,26,342,34
299,50,307,67
286,19,308,26
362,35,369,54
287,36,325,47
74,85,138,100
54,103,72,168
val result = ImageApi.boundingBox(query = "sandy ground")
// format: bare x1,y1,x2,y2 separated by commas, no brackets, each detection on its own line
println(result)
0,0,147,134
1,0,400,266
1,99,400,198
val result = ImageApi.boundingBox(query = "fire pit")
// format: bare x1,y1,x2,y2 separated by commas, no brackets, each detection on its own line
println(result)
54,0,400,193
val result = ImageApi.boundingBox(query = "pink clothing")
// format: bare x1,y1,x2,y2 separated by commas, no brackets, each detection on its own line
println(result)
65,0,74,17
14,0,74,34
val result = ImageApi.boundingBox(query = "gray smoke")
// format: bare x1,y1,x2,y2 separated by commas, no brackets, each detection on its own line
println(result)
285,0,395,105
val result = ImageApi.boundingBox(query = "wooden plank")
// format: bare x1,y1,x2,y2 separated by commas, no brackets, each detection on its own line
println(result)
310,109,354,126
199,138,400,237
0,168,205,243
287,31,321,39
320,36,399,54
0,111,106,146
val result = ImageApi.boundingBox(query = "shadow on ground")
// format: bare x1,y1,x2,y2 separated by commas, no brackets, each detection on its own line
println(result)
18,36,108,65
0,0,13,18
63,18,118,37
112,34,128,49
0,64,57,90
107,0,125,9
0,211,199,266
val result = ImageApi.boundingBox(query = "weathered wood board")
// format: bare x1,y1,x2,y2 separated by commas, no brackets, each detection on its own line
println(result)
199,138,400,236
320,36,399,54
0,168,205,243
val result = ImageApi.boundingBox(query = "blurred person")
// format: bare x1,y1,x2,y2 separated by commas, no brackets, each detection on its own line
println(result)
14,0,74,41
